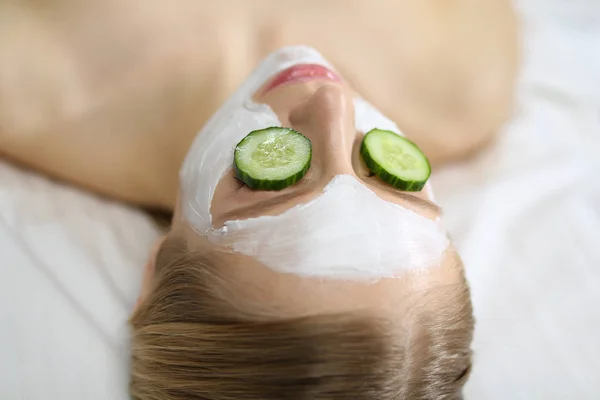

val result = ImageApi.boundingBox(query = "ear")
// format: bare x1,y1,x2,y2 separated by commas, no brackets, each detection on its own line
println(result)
135,236,166,310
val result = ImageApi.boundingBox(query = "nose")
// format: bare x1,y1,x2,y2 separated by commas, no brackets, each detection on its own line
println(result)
288,84,356,179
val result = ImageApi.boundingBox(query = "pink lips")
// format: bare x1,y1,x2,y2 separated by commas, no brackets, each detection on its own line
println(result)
262,64,342,94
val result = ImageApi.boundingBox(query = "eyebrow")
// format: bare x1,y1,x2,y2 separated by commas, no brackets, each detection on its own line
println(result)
221,187,441,222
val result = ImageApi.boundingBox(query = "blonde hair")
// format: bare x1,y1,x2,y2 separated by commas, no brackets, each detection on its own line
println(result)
130,236,474,399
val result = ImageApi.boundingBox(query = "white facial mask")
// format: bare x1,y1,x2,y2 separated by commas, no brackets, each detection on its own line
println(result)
209,174,448,280
180,46,445,280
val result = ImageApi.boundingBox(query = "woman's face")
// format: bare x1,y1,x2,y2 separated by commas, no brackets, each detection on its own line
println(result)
149,47,464,317
175,47,450,282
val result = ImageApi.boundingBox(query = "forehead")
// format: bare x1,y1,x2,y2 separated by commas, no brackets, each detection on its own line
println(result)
202,245,465,319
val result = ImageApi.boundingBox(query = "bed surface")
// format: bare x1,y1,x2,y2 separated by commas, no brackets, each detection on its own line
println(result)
2,2,599,399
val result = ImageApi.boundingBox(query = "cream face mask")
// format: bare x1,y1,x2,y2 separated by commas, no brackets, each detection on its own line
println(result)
180,46,448,280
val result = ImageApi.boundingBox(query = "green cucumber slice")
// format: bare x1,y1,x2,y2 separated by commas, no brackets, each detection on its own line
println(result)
360,128,431,191
234,127,312,190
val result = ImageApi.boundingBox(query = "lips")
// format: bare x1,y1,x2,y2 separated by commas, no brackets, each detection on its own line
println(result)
262,64,341,94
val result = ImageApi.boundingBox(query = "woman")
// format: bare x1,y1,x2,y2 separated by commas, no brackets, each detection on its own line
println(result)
130,46,475,400
0,1,518,399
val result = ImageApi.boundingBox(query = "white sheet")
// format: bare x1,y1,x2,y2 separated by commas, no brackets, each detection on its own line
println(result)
1,2,599,399
0,167,161,399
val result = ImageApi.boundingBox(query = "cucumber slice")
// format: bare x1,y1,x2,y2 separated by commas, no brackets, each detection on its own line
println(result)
360,128,431,191
234,127,312,190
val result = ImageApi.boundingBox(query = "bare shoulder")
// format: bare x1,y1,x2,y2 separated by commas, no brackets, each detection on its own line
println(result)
0,0,228,209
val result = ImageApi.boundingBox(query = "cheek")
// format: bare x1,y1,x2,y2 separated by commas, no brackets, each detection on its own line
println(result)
353,97,403,137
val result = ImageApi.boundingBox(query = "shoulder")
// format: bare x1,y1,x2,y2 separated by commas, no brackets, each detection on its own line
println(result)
0,0,237,209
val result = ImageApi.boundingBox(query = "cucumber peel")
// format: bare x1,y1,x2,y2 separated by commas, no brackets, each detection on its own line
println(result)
234,127,312,190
